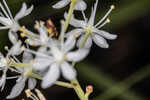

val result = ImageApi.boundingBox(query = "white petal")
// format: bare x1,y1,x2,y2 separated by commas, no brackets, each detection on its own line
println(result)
93,29,117,40
77,35,92,48
33,57,53,70
8,31,18,45
92,34,109,48
52,0,70,9
60,62,76,80
28,78,37,90
0,16,13,26
7,78,26,99
75,0,87,11
8,40,22,56
65,29,83,37
24,5,34,16
41,63,60,88
14,3,27,20
23,52,33,63
25,38,41,46
66,48,89,62
64,13,86,28
88,0,98,25
64,35,76,52
0,74,6,91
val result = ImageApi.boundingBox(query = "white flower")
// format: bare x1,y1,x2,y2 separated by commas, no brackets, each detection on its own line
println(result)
7,52,37,99
27,25,89,88
65,0,117,48
52,0,87,11
0,0,33,32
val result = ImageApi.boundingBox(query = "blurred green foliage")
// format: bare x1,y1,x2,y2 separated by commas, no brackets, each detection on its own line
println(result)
0,0,150,100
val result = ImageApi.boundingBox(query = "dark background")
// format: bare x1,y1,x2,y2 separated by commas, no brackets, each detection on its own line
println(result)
0,0,150,100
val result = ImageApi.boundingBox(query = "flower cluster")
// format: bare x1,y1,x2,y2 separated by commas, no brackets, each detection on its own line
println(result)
0,0,117,99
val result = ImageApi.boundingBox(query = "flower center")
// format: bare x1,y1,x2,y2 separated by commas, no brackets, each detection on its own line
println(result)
85,25,93,34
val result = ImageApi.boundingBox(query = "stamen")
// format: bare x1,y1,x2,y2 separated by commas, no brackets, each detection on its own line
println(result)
2,0,13,19
97,18,110,29
35,88,46,100
82,11,87,22
95,5,115,27
47,27,53,34
20,26,25,31
0,3,10,19
73,33,79,38
20,33,25,38
4,45,9,51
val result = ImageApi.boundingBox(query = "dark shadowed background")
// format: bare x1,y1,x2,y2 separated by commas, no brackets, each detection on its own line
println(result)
0,0,150,100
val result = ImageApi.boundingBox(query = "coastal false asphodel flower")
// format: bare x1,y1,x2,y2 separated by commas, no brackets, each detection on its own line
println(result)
26,22,89,88
65,0,117,48
0,0,33,43
7,52,37,99
53,0,87,11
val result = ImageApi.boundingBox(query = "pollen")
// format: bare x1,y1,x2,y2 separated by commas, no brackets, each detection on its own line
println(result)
64,56,68,60
20,33,25,38
73,33,79,38
106,18,110,23
4,46,8,51
48,28,53,34
25,89,32,98
20,26,25,31
111,5,115,9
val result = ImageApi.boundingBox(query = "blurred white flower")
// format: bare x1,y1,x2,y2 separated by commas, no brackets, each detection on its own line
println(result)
52,0,87,11
25,21,50,47
7,52,37,99
65,0,117,48
0,0,33,32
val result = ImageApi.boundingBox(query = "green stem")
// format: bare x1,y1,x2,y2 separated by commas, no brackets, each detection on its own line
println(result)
11,63,32,67
71,79,87,100
64,0,77,32
27,70,73,88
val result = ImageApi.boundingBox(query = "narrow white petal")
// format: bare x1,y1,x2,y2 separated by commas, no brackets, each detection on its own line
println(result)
8,40,22,56
14,3,27,20
0,16,13,26
88,0,98,25
23,52,33,63
65,29,83,37
25,38,41,46
33,57,53,70
41,63,60,88
66,48,89,62
52,0,70,9
92,34,109,48
93,29,117,40
7,78,26,99
77,35,92,48
75,0,87,11
64,13,86,28
61,62,76,80
24,5,34,16
28,78,37,90
8,31,18,45
64,35,76,52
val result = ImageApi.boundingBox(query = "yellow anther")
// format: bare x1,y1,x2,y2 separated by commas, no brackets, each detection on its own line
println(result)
20,33,25,38
25,89,31,98
48,28,53,34
60,20,65,25
73,33,79,38
64,56,68,60
20,26,25,31
34,24,39,29
4,46,8,51
106,18,110,23
111,5,115,9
